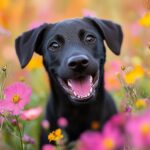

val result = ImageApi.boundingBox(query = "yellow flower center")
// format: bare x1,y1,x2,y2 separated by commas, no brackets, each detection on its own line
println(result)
140,123,150,136
103,138,115,150
12,95,21,104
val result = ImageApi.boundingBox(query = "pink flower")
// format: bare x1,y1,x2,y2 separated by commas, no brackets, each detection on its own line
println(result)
0,99,8,114
76,131,102,150
77,121,124,150
57,117,68,128
41,120,50,130
20,107,43,121
108,113,128,128
1,82,32,115
126,109,150,149
99,123,124,150
42,144,55,150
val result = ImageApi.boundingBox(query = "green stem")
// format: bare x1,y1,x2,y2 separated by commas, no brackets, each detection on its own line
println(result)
56,141,61,150
15,116,24,150
0,65,7,99
117,73,137,107
0,114,14,131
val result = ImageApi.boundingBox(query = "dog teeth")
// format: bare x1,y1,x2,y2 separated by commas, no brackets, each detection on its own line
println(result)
73,91,77,96
74,92,92,99
77,95,80,98
68,81,72,88
72,87,93,99
87,93,90,97
90,76,93,83
90,87,93,93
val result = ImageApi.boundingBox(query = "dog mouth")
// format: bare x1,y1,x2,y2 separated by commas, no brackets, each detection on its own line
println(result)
58,71,99,102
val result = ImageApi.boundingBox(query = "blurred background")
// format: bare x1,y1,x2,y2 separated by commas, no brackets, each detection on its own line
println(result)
0,0,150,149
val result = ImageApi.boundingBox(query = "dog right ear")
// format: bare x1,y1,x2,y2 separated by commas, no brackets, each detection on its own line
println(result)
15,23,49,68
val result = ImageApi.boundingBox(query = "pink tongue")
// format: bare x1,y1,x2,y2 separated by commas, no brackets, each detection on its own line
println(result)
69,76,91,98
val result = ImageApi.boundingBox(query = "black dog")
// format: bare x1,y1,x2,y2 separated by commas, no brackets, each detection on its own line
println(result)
15,17,123,149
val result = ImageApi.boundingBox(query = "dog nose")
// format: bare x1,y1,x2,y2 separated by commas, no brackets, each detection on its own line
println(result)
67,55,89,70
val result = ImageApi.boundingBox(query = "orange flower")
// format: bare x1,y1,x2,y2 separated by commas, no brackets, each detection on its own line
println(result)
48,128,63,142
91,121,100,130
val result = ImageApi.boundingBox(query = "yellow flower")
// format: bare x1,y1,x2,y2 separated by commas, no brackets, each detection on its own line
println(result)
124,65,144,84
139,12,150,27
135,99,146,109
48,128,63,142
0,0,10,10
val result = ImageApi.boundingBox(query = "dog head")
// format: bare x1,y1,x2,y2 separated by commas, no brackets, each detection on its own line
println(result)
15,17,123,103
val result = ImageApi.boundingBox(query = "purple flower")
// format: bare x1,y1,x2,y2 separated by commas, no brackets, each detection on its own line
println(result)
22,134,35,145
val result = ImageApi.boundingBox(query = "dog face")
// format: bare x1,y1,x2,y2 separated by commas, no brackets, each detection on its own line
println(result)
15,17,123,103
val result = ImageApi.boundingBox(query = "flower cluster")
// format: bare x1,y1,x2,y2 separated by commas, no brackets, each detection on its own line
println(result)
75,109,150,150
76,114,124,150
0,67,36,150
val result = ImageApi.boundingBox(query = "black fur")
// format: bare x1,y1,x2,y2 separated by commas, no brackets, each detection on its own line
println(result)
15,17,123,149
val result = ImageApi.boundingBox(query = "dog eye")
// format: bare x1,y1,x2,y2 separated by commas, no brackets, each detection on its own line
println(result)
48,42,60,51
85,35,96,43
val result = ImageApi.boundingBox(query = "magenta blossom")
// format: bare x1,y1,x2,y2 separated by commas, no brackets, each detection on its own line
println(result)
0,82,32,115
57,117,68,128
76,131,102,150
108,113,128,128
77,120,124,150
99,123,124,150
126,109,150,149
42,144,55,150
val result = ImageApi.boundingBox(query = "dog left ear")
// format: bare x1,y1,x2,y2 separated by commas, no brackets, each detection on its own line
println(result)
84,17,123,55
15,23,49,68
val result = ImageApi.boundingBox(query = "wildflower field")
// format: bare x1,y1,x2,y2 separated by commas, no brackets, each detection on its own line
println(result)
0,0,150,150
